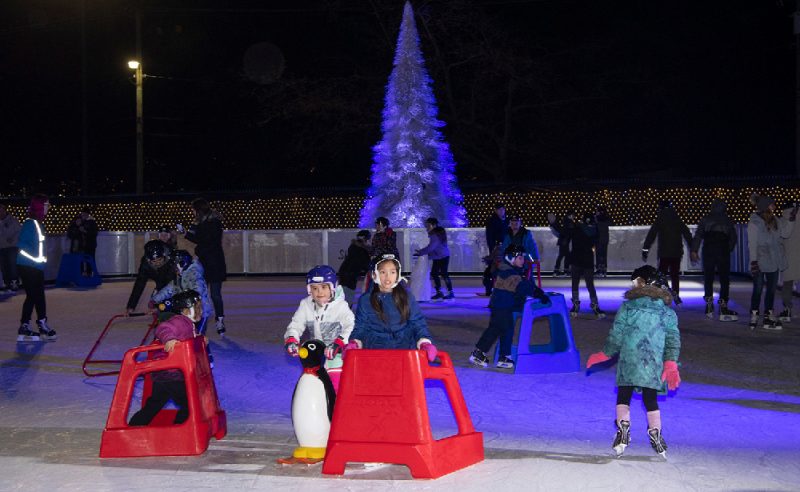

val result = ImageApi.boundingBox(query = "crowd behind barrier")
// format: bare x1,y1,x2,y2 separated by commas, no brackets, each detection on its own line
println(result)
29,225,755,282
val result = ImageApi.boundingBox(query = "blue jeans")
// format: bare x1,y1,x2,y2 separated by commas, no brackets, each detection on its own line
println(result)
750,271,778,313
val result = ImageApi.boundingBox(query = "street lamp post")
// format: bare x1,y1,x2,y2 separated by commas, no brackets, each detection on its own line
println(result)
128,60,144,194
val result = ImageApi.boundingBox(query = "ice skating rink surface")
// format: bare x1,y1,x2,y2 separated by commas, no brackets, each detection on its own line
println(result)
1,276,798,491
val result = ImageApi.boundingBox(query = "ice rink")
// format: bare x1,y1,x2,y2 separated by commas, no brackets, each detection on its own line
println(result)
1,275,798,491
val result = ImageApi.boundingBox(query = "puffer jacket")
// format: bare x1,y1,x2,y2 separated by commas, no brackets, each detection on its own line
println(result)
152,314,198,382
747,212,787,273
416,226,450,260
284,286,355,346
351,285,431,349
602,285,681,391
151,260,214,319
16,219,46,270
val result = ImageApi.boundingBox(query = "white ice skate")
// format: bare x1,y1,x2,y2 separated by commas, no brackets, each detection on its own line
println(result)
612,420,630,457
648,427,667,459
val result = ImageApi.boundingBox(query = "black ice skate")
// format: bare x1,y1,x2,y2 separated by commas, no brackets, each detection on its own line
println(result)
570,300,580,318
703,296,714,320
762,310,783,331
612,420,631,457
469,349,489,368
36,318,57,341
431,291,445,301
718,299,738,322
17,322,41,342
215,317,226,337
648,427,668,459
778,308,792,323
590,302,606,320
673,295,683,306
749,310,760,331
495,356,514,369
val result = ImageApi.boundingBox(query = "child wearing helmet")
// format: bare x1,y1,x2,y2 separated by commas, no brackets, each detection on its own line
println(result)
152,250,214,333
469,244,550,369
347,255,438,362
586,265,682,459
129,290,207,426
283,265,355,392
124,239,177,315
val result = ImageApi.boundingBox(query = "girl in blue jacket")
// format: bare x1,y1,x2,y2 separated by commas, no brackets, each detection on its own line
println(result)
347,255,437,362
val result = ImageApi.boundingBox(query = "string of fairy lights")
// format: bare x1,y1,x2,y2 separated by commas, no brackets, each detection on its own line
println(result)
2,186,797,234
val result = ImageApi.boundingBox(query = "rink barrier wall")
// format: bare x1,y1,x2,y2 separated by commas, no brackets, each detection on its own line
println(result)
27,225,757,282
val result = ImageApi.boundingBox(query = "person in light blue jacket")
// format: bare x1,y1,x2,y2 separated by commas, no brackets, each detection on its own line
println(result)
16,194,57,342
414,217,453,301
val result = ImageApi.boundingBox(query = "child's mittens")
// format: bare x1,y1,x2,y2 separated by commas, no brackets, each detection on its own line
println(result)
324,336,346,360
419,342,438,362
661,360,681,390
284,336,299,356
341,340,361,359
586,352,611,369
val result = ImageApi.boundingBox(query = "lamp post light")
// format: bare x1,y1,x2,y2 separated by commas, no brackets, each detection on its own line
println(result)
128,60,144,194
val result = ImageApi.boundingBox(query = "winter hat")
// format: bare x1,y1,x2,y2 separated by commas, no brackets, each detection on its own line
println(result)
28,194,49,221
750,193,775,213
357,229,371,240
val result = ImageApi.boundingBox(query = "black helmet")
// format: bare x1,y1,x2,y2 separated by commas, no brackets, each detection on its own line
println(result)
144,239,173,261
503,244,530,263
159,289,202,313
172,249,193,270
631,265,671,291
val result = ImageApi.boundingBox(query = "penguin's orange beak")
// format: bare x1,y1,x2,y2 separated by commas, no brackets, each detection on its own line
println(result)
298,347,308,359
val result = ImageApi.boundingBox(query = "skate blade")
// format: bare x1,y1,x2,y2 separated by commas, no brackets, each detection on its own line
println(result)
40,334,57,342
779,317,791,323
613,444,627,457
705,313,714,320
656,451,667,460
719,316,737,322
468,357,488,368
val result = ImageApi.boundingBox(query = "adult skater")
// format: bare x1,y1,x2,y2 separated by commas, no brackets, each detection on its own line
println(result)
642,200,692,305
690,199,738,321
747,194,787,330
778,201,799,323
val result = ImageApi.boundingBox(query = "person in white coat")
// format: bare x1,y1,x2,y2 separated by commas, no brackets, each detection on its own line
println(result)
747,194,788,330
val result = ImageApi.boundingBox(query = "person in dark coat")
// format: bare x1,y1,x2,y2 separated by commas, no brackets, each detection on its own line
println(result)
338,229,372,305
371,217,399,260
550,210,574,277
690,199,738,321
181,197,228,336
642,200,692,305
485,202,508,251
125,240,176,316
67,207,99,277
594,206,612,277
549,212,606,319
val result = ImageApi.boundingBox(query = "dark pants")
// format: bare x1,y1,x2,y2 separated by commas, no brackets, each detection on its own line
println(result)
658,257,682,296
750,270,779,313
595,242,608,272
617,386,659,411
128,379,189,426
554,244,570,271
571,265,599,303
0,247,18,286
476,308,516,358
431,256,453,292
18,265,46,323
209,281,224,318
702,249,730,300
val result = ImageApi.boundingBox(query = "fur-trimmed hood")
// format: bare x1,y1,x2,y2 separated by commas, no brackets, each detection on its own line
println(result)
624,284,673,305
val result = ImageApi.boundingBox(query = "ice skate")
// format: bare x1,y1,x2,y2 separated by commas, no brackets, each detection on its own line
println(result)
612,420,631,457
215,316,226,337
36,318,57,341
718,299,738,322
749,310,760,331
443,291,455,300
673,295,683,306
647,427,668,459
495,355,514,369
17,322,40,342
552,269,561,277
762,310,783,331
590,302,606,320
570,300,580,318
704,296,714,320
778,308,792,323
469,349,489,368
431,291,445,301
10,279,19,292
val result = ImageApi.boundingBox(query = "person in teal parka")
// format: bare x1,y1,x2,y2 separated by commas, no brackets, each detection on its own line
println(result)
586,265,681,459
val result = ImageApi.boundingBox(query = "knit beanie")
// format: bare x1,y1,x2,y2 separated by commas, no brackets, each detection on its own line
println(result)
750,193,775,213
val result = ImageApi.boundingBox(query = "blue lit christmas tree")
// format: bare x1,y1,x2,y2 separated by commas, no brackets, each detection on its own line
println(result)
359,1,467,228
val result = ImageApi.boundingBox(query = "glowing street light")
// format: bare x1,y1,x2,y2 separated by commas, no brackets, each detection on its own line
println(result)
128,60,143,194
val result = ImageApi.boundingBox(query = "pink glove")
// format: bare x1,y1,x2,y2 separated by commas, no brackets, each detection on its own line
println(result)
284,337,299,356
420,342,438,362
661,360,681,390
324,337,346,360
586,352,611,369
341,340,360,359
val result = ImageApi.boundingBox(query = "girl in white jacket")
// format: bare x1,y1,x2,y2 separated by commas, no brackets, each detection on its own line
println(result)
283,265,355,392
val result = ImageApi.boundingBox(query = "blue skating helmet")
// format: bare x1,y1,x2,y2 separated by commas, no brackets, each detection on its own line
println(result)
306,265,337,295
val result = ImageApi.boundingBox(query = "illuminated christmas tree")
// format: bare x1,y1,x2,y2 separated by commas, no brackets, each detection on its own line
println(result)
359,1,467,228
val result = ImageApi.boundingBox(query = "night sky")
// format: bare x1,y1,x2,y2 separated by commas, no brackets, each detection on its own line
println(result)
0,0,796,196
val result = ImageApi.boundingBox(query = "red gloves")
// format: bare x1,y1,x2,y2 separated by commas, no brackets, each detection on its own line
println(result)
284,336,299,356
661,360,681,390
324,337,346,360
419,342,438,362
341,340,360,359
586,352,611,369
